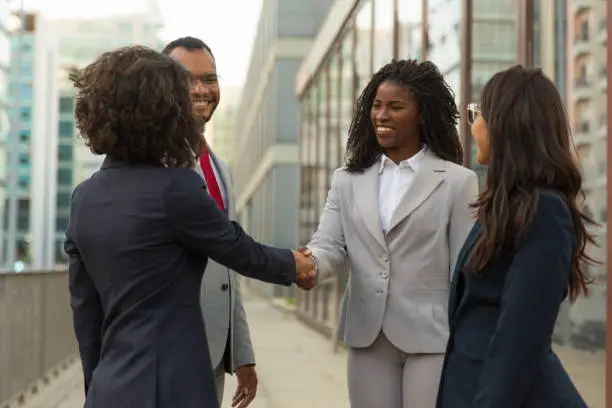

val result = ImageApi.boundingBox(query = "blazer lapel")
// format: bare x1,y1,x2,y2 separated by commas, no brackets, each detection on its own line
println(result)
352,164,386,250
386,151,446,234
448,221,481,322
193,152,230,215
209,153,233,217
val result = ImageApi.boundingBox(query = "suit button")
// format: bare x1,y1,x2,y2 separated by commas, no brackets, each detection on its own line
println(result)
221,283,229,291
380,272,388,279
382,254,389,262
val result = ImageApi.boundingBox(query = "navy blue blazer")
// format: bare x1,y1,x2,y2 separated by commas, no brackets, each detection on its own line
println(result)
437,191,587,408
65,157,296,408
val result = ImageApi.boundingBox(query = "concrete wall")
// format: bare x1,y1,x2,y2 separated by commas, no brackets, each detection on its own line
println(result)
0,271,76,405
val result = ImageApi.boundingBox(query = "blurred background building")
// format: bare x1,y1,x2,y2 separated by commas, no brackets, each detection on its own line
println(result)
5,12,58,270
0,3,12,270
56,5,164,187
231,0,335,297
566,0,608,351
0,2,164,268
208,84,241,166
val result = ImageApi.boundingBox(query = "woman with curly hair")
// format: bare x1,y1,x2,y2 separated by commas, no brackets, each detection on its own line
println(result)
436,66,592,408
302,59,479,408
64,45,315,408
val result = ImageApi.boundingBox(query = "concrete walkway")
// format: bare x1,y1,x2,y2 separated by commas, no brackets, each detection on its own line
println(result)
21,293,348,408
19,292,604,408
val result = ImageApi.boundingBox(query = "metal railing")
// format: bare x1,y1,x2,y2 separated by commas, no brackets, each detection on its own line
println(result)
295,267,349,351
0,270,76,406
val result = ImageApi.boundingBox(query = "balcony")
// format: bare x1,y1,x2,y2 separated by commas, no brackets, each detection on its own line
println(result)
573,33,592,56
599,17,607,44
573,120,592,146
574,76,592,101
572,0,591,14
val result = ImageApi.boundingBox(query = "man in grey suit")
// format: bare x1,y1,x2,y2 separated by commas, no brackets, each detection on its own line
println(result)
163,37,258,408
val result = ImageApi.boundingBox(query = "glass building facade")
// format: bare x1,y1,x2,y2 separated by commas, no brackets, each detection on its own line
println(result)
0,3,12,264
7,20,35,263
3,13,60,268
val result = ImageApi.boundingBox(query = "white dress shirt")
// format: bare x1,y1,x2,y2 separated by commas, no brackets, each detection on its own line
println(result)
378,147,427,233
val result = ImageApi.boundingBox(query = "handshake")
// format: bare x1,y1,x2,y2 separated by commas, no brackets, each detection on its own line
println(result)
291,247,316,291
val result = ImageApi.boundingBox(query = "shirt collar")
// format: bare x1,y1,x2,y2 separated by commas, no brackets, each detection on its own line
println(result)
378,145,427,174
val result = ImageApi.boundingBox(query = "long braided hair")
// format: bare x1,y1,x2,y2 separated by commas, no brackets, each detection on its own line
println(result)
345,59,463,172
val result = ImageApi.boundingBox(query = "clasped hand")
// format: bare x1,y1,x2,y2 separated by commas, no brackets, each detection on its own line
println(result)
291,247,316,290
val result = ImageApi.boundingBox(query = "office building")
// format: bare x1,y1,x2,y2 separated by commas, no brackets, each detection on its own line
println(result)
208,85,241,165
55,5,164,187
565,0,608,350
232,0,335,297
0,3,13,267
5,12,59,269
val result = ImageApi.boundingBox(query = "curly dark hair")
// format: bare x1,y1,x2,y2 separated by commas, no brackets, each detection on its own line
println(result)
465,65,595,301
345,59,463,172
70,45,202,168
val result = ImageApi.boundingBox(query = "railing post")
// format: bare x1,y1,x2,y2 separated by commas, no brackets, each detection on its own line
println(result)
459,0,473,167
606,2,612,406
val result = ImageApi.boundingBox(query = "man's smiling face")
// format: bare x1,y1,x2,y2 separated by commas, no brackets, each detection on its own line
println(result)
168,47,220,125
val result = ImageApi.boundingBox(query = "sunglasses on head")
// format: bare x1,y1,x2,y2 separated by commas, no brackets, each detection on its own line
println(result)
467,103,480,125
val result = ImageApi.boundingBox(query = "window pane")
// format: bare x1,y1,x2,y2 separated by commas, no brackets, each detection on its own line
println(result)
398,0,423,60
373,0,394,71
59,97,73,113
58,121,74,136
58,145,73,161
356,0,373,91
329,47,342,171
57,168,72,184
340,24,355,150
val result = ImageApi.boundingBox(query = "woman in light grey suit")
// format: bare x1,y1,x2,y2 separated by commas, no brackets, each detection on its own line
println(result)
305,60,479,408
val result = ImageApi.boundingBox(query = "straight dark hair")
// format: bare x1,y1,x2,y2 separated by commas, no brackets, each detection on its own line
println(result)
464,65,595,301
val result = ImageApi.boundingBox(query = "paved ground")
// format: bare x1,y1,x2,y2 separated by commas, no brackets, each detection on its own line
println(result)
19,292,605,408
20,292,348,408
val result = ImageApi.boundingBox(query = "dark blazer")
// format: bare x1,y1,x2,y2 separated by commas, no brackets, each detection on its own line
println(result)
437,191,587,408
64,157,296,408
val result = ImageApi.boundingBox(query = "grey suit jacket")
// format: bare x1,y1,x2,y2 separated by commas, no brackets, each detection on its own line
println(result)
194,153,255,372
309,150,479,353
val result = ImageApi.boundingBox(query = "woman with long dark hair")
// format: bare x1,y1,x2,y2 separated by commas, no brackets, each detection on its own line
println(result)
304,59,479,408
436,65,592,408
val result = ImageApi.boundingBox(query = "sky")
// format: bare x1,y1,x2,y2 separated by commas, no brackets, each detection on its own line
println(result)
17,0,263,86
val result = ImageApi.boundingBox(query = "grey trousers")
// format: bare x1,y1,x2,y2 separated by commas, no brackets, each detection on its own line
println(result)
214,363,226,407
347,332,444,408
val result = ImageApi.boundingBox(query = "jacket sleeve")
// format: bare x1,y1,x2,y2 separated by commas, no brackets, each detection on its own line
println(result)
65,186,103,395
448,171,479,280
163,169,296,286
307,170,348,283
473,192,575,407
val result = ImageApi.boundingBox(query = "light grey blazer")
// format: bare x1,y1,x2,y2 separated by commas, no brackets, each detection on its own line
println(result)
309,150,479,354
194,153,255,372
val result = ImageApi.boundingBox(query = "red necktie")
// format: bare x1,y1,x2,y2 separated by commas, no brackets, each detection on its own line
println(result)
199,145,225,212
